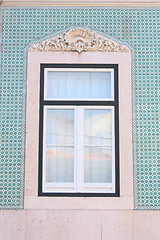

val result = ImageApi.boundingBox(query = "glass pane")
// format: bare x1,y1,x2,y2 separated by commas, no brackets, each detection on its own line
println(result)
46,109,74,145
84,109,112,146
47,71,111,99
84,147,112,183
46,147,74,182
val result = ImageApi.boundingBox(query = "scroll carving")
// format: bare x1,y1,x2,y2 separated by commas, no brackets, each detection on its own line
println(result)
29,28,129,53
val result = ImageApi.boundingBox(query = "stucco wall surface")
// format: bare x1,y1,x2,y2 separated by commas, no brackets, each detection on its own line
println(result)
0,210,160,240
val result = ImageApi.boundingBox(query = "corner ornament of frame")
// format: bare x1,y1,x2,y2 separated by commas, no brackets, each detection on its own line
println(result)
29,28,129,53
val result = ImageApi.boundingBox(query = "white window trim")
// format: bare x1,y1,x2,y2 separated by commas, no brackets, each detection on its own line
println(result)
44,68,114,101
43,105,115,194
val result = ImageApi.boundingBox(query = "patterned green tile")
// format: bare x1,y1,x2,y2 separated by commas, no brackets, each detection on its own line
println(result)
0,7,160,209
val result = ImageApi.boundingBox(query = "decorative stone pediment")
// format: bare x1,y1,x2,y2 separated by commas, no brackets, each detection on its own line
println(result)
29,28,129,53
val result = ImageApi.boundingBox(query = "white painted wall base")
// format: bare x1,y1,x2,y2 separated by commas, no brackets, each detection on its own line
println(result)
0,210,160,240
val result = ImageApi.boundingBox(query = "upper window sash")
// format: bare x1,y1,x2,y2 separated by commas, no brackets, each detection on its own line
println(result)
44,68,114,101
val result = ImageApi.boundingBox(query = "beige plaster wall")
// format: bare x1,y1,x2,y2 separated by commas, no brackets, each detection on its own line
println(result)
1,210,160,240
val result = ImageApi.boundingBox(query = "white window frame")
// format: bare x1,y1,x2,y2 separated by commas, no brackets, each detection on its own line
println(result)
43,105,115,193
44,68,115,101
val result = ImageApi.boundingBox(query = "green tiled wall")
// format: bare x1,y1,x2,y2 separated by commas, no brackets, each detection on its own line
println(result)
0,7,160,209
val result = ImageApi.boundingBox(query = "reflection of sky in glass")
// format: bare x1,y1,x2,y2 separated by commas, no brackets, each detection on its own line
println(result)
84,109,112,183
46,109,74,145
47,71,111,99
84,109,112,146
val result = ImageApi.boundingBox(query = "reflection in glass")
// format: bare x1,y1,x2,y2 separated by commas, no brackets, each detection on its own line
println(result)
46,147,74,182
84,109,112,146
84,147,112,183
84,109,112,183
46,109,74,183
46,109,74,145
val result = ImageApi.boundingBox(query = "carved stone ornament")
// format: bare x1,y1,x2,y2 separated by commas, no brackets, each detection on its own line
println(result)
29,28,129,53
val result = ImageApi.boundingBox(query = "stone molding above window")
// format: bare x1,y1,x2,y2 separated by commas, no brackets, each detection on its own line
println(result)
29,28,130,53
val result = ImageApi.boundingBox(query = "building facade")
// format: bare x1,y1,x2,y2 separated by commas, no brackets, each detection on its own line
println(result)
0,0,160,239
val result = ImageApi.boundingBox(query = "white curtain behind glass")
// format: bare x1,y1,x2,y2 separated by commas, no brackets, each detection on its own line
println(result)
46,109,74,183
84,109,112,183
47,71,111,99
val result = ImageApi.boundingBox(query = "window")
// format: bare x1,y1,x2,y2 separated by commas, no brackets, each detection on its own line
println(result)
25,30,132,208
39,64,119,196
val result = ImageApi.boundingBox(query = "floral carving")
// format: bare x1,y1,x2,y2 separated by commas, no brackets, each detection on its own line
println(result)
29,28,129,53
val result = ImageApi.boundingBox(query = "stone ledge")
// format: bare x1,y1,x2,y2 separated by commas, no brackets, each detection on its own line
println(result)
1,0,160,7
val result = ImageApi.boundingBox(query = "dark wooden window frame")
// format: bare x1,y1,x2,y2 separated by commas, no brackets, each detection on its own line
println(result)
38,64,119,197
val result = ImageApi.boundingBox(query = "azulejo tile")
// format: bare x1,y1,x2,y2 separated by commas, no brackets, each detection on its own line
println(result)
0,6,160,209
